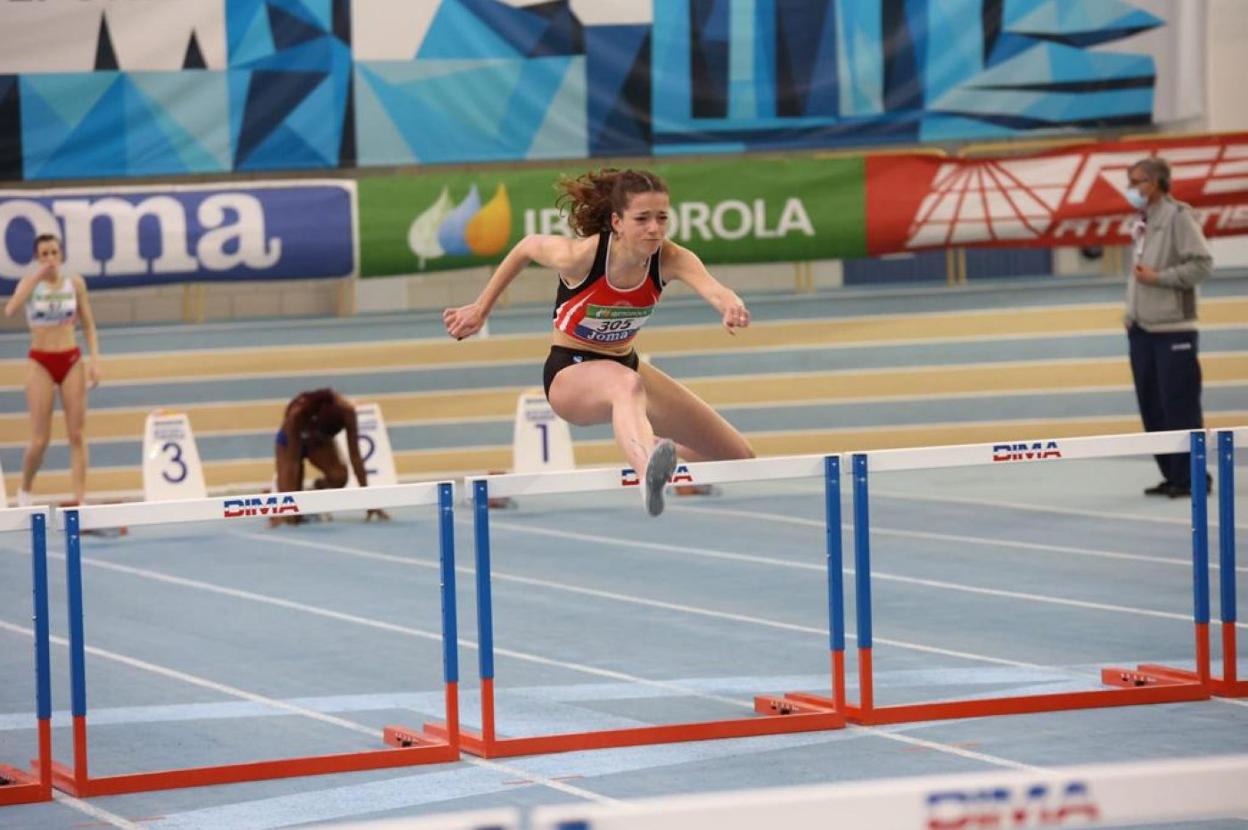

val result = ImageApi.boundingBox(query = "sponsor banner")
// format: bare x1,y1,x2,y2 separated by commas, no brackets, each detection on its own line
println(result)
0,181,357,293
866,133,1248,255
358,158,865,277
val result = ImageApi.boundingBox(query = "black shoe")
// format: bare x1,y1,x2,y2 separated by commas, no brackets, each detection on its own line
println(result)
1164,476,1214,499
1144,481,1175,497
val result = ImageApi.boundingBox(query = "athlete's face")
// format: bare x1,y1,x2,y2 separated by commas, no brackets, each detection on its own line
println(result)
35,240,63,268
612,190,670,253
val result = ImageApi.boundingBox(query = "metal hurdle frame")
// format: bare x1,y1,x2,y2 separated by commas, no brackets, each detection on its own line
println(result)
51,483,461,797
771,430,1211,726
418,455,845,759
0,507,53,806
1106,427,1248,698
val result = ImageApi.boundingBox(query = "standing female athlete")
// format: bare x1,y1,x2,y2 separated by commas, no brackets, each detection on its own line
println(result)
4,233,101,506
443,168,755,516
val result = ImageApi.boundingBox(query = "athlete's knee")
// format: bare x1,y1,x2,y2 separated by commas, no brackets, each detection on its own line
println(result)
319,468,349,489
65,427,86,449
27,431,51,454
610,370,647,403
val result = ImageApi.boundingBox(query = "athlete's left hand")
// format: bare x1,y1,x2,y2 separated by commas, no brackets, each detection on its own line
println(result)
86,360,101,389
722,301,751,334
443,303,486,340
365,508,391,522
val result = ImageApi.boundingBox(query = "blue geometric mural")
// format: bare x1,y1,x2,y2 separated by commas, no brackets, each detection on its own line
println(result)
0,0,1171,181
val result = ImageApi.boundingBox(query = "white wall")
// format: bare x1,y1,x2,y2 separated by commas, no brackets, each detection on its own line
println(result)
1206,0,1248,132
1204,0,1248,268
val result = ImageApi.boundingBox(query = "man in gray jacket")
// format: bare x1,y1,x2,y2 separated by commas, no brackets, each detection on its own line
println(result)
1124,157,1213,497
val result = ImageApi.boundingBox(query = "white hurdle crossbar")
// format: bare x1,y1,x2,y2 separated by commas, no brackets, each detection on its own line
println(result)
861,427,1194,473
532,752,1248,830
469,453,826,499
57,482,449,531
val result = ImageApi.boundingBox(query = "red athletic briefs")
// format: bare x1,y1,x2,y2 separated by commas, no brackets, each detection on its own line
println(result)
29,347,81,385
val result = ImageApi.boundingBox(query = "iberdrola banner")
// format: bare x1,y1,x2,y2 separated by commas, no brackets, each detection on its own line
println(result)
865,132,1248,255
357,157,866,277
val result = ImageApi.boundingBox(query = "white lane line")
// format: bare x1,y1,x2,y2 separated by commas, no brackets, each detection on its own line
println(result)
0,595,1046,804
481,520,1245,629
0,617,377,737
19,380,1248,453
41,549,749,710
871,488,1248,533
671,503,1244,573
0,617,618,807
52,790,148,830
239,531,1051,673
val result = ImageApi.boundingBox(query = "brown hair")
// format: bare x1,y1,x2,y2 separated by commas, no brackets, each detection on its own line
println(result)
555,168,669,237
1130,157,1171,193
33,233,60,254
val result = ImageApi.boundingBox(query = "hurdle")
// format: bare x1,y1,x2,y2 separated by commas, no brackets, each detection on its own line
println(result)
532,753,1248,829
51,483,461,797
418,455,845,758
770,429,1211,726
0,507,53,806
1106,427,1248,698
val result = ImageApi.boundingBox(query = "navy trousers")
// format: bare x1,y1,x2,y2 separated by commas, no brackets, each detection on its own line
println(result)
1127,325,1204,486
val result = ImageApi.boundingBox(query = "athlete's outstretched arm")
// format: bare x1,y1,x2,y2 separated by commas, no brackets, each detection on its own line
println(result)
443,234,594,340
662,242,751,334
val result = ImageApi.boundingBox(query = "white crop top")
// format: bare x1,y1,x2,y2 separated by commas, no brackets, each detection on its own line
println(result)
26,278,77,328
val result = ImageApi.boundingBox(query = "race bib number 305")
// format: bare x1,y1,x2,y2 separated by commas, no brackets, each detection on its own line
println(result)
573,304,654,344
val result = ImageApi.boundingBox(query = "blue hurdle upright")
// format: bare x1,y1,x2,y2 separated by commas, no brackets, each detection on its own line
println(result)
0,507,53,806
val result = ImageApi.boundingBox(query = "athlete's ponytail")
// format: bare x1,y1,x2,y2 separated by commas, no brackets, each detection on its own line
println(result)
556,168,668,237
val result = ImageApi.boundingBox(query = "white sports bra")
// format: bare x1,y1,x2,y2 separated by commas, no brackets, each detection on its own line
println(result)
26,278,77,328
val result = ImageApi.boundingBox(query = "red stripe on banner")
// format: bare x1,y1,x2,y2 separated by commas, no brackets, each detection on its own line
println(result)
865,132,1248,255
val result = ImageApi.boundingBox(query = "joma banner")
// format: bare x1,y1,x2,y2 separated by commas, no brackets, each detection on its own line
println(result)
0,181,357,292
359,157,866,277
866,132,1248,255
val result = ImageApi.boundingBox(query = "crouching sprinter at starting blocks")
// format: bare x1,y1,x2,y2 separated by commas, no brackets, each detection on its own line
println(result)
273,388,390,526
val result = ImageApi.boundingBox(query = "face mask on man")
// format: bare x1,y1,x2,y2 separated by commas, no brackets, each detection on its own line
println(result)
1125,186,1149,211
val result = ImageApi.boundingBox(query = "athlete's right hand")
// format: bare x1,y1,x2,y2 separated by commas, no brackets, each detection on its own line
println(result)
443,303,485,340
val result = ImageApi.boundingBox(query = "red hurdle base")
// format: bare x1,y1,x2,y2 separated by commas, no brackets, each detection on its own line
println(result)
410,677,844,759
1103,623,1247,698
50,693,459,797
0,767,51,807
0,720,52,805
760,646,1210,727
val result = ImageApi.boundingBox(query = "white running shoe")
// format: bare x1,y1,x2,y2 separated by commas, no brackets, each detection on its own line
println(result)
16,488,32,508
643,439,677,517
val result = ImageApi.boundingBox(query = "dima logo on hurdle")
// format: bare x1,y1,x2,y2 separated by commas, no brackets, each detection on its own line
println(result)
223,495,300,518
992,441,1063,463
620,465,696,487
925,779,1100,828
